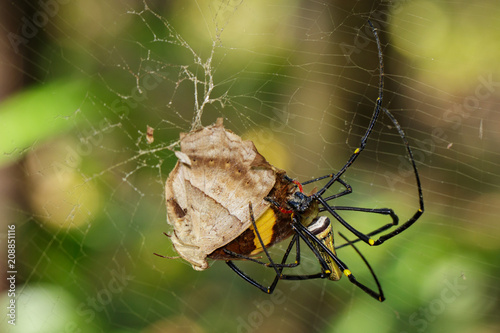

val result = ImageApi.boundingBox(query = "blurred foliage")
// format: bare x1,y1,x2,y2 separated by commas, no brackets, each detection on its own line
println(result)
0,80,89,166
1,1,500,333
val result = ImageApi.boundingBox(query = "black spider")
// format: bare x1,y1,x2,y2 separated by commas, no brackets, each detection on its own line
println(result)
223,20,424,301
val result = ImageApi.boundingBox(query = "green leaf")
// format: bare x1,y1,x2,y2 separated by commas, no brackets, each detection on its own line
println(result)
0,79,88,166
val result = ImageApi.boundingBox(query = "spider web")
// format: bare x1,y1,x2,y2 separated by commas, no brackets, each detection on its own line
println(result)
1,0,500,332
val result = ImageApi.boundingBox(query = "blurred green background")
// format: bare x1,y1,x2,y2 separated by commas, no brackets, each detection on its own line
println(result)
1,1,499,332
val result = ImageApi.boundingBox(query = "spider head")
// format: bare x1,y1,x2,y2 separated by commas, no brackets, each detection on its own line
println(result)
287,191,313,213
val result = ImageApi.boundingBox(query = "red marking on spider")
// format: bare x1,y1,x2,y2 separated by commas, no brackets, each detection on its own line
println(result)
278,206,293,214
292,180,303,193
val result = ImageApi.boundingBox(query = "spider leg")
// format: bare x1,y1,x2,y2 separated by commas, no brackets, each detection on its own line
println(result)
370,108,424,245
314,20,384,199
226,261,281,294
303,20,422,247
317,107,424,246
272,234,302,269
313,178,352,201
325,206,398,249
225,234,301,293
281,219,384,301
279,218,334,281
337,231,384,301
223,234,301,269
225,203,300,293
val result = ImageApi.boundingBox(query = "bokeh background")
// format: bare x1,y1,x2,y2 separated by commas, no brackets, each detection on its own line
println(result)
1,1,499,332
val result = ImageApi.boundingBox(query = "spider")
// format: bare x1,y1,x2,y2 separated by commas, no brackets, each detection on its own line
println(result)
161,20,424,301
209,20,424,301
